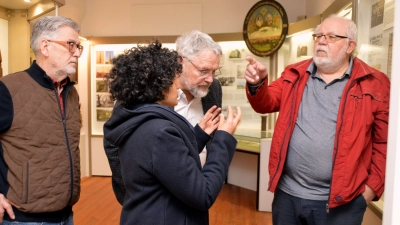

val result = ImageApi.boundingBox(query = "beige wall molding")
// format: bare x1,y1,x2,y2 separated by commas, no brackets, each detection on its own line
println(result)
27,0,65,21
1,0,65,21
0,7,11,20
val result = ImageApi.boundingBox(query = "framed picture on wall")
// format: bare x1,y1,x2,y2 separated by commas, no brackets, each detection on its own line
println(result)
242,0,289,57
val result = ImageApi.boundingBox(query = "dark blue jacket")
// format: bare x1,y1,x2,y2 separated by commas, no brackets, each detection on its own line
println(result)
104,103,235,225
104,79,222,204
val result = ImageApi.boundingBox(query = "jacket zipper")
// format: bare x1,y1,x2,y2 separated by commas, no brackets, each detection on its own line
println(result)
268,80,297,190
53,85,74,205
25,162,29,203
326,75,366,213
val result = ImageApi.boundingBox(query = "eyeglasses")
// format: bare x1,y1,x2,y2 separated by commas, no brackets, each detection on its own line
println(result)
181,56,221,78
312,34,349,43
47,40,84,54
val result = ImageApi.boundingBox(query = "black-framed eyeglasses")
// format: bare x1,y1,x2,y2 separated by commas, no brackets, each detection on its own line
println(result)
47,40,84,54
181,56,221,78
312,34,349,43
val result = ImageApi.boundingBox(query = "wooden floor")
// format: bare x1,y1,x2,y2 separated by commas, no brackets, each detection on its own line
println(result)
73,177,272,225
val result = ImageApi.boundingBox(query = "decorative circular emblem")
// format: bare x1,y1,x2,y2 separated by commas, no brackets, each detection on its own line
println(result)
243,0,288,57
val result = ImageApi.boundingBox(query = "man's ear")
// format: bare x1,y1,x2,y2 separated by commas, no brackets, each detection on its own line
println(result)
346,40,356,55
40,39,50,57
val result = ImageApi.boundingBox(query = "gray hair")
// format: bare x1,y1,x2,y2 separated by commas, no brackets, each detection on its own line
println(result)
316,14,357,41
175,30,222,60
30,16,80,56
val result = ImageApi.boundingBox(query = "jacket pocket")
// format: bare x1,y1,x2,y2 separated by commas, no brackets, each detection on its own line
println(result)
348,91,377,132
21,162,29,204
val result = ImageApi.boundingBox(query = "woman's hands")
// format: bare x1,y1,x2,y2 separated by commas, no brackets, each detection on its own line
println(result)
198,106,221,135
198,105,242,136
218,106,242,135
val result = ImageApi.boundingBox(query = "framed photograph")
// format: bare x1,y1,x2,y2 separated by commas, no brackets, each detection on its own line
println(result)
96,80,108,92
96,93,114,108
236,64,246,79
96,65,112,78
370,0,384,28
96,109,113,121
217,77,235,87
243,0,289,57
105,51,114,64
229,49,242,59
296,45,308,57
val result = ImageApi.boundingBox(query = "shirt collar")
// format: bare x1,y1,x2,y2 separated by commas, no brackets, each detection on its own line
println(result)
178,88,200,104
52,77,69,89
177,88,187,103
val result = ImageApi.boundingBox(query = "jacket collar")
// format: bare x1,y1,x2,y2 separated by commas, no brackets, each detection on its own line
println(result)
24,60,73,90
350,57,376,80
284,58,314,83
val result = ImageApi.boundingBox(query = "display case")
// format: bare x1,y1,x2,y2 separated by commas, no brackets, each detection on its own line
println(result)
89,41,271,138
355,0,394,80
353,0,395,219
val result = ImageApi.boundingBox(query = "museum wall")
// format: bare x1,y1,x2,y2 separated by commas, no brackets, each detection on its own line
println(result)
305,0,336,19
8,11,30,73
50,0,337,36
78,0,305,36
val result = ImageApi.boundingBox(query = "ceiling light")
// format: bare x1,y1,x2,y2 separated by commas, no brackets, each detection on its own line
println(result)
24,0,31,2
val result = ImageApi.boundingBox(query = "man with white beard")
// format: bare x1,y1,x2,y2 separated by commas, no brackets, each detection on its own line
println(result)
244,14,390,225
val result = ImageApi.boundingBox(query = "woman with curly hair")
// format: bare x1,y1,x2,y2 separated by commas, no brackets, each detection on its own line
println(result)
103,39,241,225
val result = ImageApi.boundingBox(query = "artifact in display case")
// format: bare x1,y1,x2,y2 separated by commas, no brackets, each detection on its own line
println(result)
356,0,394,80
89,41,271,138
91,46,122,135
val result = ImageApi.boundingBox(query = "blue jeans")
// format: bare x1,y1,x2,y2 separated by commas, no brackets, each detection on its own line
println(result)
272,189,367,225
0,214,73,225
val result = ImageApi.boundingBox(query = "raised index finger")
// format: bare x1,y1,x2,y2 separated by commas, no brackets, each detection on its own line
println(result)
245,56,257,65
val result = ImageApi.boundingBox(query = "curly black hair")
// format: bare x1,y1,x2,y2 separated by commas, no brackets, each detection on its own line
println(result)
107,39,182,108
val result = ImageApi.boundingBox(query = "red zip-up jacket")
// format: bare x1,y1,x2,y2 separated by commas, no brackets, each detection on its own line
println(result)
246,57,390,209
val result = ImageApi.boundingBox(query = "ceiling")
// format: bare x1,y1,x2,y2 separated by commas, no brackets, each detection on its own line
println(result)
0,0,41,10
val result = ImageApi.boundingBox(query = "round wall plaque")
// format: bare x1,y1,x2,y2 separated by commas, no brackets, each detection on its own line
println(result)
243,0,289,57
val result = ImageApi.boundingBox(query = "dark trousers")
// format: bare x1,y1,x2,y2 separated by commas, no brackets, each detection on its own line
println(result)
272,189,367,225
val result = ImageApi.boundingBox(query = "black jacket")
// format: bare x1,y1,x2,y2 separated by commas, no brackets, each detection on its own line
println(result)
104,79,222,204
104,103,235,225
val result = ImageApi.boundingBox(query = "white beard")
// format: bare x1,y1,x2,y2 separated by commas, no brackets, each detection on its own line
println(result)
313,45,348,74
181,76,210,98
189,85,209,98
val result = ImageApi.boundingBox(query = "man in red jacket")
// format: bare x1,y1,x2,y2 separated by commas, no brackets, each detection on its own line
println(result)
245,14,389,225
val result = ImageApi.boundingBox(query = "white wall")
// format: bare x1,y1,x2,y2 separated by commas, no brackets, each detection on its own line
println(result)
0,18,8,76
76,39,91,177
79,0,306,36
383,1,400,224
305,0,336,18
